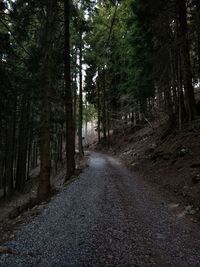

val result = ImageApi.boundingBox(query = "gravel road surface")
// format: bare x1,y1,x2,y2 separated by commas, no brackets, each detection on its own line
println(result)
0,152,200,267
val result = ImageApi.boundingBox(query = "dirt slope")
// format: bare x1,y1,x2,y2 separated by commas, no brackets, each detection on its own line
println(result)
97,119,200,220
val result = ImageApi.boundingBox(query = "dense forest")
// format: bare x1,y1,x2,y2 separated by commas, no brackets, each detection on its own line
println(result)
0,0,200,201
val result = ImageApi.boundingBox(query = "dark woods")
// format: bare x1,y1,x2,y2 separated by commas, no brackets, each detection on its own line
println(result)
0,0,200,199
0,0,75,200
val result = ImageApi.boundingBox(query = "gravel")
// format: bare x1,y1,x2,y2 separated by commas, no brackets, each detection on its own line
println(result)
0,152,200,267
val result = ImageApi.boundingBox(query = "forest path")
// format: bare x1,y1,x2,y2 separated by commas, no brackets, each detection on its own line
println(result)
0,152,199,267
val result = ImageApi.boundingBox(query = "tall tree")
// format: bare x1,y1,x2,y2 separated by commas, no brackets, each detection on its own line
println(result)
38,0,58,200
177,0,196,121
64,0,75,180
78,31,84,155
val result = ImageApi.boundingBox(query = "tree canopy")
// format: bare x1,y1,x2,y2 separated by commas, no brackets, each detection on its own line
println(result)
0,0,199,199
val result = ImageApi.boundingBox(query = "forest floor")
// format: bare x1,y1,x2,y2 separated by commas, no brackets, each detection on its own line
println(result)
95,117,200,222
0,157,88,245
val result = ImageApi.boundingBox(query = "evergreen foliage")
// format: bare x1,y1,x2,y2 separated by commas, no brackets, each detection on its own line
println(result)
0,0,199,199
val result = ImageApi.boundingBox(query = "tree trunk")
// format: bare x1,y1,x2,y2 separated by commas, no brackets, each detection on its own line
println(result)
102,68,107,141
38,0,57,200
26,106,33,180
16,98,29,192
195,0,200,77
78,33,84,156
177,52,187,128
73,46,78,140
177,0,196,121
64,0,75,180
38,98,51,200
97,69,101,143
5,109,16,198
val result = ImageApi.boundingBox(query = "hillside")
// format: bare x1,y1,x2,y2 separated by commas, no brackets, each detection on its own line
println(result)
96,119,200,220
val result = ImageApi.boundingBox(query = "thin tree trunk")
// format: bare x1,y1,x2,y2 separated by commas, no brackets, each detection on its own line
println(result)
195,0,200,77
64,0,75,180
5,111,16,197
78,33,84,155
85,100,88,144
26,107,33,180
97,69,101,143
102,68,107,141
73,46,78,140
177,0,196,121
38,98,51,199
16,98,29,192
170,49,178,114
177,52,186,128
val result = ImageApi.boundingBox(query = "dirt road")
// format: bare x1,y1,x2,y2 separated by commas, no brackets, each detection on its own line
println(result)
0,152,199,266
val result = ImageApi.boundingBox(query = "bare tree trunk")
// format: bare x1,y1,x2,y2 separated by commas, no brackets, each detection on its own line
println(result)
195,0,200,77
16,98,29,192
64,0,75,180
85,100,88,144
78,33,84,156
73,46,78,140
170,49,178,114
38,0,57,200
177,52,186,128
26,105,33,180
177,0,196,121
5,108,16,198
102,68,107,141
38,98,51,199
97,69,101,143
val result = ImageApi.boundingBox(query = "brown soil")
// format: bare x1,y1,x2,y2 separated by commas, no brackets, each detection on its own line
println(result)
96,118,200,221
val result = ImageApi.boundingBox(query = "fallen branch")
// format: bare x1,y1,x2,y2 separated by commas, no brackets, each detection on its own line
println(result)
144,117,154,130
